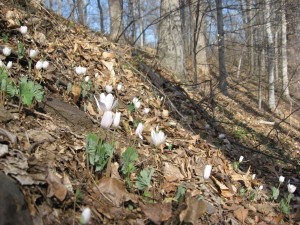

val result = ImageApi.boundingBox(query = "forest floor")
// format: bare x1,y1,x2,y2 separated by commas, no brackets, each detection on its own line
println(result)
0,0,300,224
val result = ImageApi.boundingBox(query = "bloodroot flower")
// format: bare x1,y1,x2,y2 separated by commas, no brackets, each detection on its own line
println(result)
132,97,141,109
29,49,38,58
287,184,296,194
94,93,117,112
135,123,144,140
2,47,11,56
151,127,166,146
100,111,114,129
279,176,285,183
112,112,121,128
19,26,28,34
80,207,91,224
203,165,212,179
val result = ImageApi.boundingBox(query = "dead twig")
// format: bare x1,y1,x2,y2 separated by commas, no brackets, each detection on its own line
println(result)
0,127,17,145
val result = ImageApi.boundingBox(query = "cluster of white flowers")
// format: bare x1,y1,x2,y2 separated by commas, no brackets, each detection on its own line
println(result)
35,60,49,70
75,66,87,75
94,93,120,129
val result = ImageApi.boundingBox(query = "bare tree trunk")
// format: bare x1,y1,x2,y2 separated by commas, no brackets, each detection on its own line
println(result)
129,0,136,43
158,0,185,79
68,0,75,21
274,30,279,80
215,0,228,95
265,0,276,110
281,0,290,99
49,0,53,9
57,0,62,15
191,0,208,84
77,0,85,25
246,0,255,75
97,0,105,33
138,0,144,47
108,0,124,41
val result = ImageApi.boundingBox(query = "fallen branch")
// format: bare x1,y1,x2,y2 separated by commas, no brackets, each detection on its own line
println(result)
0,127,17,145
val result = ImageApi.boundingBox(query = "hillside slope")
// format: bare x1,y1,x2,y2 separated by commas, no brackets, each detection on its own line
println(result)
0,1,299,224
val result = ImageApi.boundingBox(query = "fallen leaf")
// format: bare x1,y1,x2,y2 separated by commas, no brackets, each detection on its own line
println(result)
86,101,97,116
46,171,68,201
72,85,81,103
93,177,137,207
234,207,248,223
162,161,184,182
179,193,208,224
141,202,172,224
103,52,115,59
211,176,234,198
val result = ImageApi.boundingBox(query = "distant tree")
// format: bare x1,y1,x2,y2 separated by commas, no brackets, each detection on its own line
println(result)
215,0,227,95
97,0,105,33
265,0,276,110
109,0,124,41
158,0,185,79
281,0,290,99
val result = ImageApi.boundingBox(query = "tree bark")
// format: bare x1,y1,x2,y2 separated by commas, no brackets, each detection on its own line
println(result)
215,0,228,95
281,0,290,99
97,0,105,33
265,0,276,110
157,0,185,79
108,0,124,41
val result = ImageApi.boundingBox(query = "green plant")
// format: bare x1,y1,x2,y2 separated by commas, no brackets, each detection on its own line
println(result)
19,76,44,107
1,33,9,43
121,146,138,185
233,127,248,140
86,133,114,172
175,184,186,202
17,42,25,60
136,168,154,194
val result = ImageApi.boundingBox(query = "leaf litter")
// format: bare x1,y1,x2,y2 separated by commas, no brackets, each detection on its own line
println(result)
0,0,299,224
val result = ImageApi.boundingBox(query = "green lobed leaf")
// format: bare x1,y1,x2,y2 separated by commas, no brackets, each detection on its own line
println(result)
136,168,154,191
175,184,186,202
86,133,100,166
95,142,114,172
121,147,138,176
271,187,280,200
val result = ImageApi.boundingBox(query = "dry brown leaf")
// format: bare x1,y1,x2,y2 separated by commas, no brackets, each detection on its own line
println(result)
93,177,137,207
233,207,248,224
141,202,172,224
103,52,115,59
162,161,184,182
211,176,234,198
71,85,81,103
263,214,284,225
86,101,97,116
231,173,252,189
179,194,208,224
46,171,68,201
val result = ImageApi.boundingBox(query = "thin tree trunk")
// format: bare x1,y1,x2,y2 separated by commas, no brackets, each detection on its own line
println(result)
138,0,144,46
158,0,185,79
97,0,105,33
281,0,290,99
58,0,62,15
274,30,279,80
129,0,136,44
215,0,228,95
108,0,124,41
77,0,85,25
265,0,276,110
